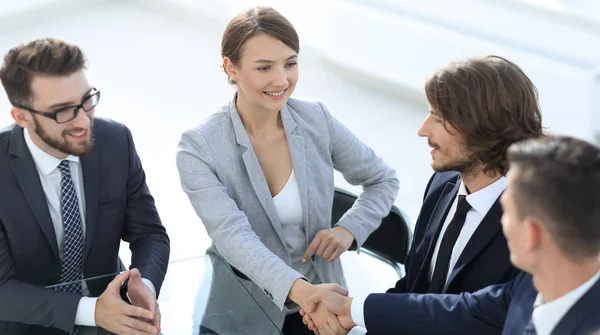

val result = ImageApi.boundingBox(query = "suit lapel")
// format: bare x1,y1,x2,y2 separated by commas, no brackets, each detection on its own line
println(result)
412,180,460,291
229,97,287,247
444,196,503,291
8,126,59,259
80,147,99,260
280,106,310,242
551,276,600,334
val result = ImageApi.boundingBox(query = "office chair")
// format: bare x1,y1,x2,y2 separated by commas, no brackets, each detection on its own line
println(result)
331,187,411,278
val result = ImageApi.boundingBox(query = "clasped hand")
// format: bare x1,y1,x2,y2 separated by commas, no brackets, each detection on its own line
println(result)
300,285,356,335
95,268,161,335
297,284,356,335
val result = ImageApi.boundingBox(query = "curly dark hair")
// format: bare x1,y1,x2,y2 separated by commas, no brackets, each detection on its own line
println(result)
425,55,544,175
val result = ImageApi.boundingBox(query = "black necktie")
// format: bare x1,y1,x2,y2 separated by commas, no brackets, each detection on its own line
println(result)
427,195,472,293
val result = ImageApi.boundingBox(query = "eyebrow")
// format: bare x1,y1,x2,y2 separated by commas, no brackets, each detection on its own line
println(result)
48,87,94,109
254,55,298,63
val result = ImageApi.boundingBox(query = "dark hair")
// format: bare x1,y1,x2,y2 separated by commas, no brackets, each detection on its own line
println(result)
221,7,299,84
425,55,544,175
0,38,86,106
507,136,600,260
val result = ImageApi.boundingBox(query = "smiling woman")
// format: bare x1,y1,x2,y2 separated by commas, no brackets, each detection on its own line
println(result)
224,33,299,125
175,6,399,335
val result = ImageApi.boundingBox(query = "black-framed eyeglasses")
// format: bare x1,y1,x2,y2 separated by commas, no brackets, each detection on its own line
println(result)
13,88,101,124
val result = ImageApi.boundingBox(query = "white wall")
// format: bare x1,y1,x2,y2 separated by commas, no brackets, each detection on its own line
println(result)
322,0,600,139
139,0,600,141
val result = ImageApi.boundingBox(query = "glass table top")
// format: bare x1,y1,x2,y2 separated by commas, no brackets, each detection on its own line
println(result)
48,252,284,335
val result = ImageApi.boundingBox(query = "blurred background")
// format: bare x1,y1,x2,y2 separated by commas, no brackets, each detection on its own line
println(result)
0,0,599,330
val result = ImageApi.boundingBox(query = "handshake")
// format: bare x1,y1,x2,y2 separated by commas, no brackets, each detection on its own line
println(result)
298,283,357,335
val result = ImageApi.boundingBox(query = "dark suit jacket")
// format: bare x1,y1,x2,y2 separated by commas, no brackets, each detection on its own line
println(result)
0,119,170,334
388,172,519,294
366,271,600,335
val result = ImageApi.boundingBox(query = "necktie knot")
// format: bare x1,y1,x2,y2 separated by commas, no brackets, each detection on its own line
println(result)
57,160,71,177
455,195,472,217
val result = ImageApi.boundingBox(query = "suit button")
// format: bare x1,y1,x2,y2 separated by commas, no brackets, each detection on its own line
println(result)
264,289,273,299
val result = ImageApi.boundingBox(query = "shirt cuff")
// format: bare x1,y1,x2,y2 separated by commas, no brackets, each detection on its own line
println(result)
142,278,157,297
75,297,97,326
350,293,367,328
74,279,155,326
126,278,158,302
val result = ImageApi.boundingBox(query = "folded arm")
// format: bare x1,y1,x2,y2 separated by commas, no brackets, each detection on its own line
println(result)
320,102,399,248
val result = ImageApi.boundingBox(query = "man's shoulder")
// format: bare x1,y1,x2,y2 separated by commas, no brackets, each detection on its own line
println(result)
0,124,19,154
0,123,18,139
90,118,137,156
92,117,128,136
427,171,461,193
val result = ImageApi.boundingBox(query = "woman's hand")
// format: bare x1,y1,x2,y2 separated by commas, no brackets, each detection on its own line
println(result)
288,280,349,335
303,226,355,263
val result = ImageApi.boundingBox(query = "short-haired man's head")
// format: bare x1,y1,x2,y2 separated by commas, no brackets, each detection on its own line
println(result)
507,136,600,261
221,7,299,84
0,38,86,106
425,55,543,175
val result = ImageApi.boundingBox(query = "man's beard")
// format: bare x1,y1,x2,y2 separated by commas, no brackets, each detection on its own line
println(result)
433,156,479,175
33,116,94,156
431,144,479,175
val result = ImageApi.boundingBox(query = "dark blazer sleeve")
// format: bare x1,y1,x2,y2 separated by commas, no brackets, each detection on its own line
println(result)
365,273,525,335
120,126,170,295
387,173,438,293
0,219,81,332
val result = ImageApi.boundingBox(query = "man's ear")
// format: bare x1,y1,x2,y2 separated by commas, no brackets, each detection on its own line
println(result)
11,107,30,128
524,217,544,252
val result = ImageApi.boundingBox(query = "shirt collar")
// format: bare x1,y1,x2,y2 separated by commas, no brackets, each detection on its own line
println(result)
23,128,79,176
532,268,600,335
458,176,506,215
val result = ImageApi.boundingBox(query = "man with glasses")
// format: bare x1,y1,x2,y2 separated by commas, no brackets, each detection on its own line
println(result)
0,38,170,334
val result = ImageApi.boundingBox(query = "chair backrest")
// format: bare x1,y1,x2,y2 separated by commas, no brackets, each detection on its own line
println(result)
331,187,411,265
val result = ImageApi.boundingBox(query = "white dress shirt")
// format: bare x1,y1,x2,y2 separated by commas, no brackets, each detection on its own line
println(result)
24,130,155,326
428,176,506,281
351,176,506,328
532,269,600,335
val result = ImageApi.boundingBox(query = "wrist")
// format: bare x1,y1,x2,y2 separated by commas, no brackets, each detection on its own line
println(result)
345,297,357,328
288,279,314,308
335,224,353,236
335,225,356,247
93,299,100,326
346,297,354,316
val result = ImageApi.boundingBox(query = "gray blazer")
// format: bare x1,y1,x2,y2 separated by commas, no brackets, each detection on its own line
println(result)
176,95,398,317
